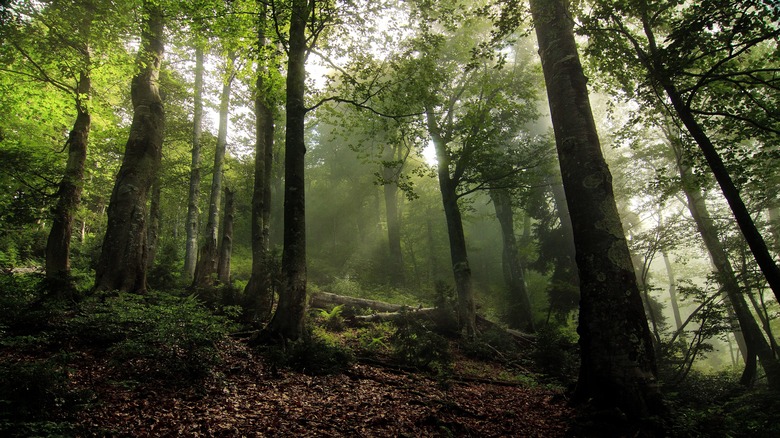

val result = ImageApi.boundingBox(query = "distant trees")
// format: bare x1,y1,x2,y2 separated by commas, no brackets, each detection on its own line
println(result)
585,0,780,301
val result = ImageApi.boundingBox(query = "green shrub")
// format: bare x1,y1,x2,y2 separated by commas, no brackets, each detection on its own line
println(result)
65,292,233,381
314,304,346,332
0,357,79,420
531,325,578,384
263,329,353,376
460,326,519,362
390,312,452,373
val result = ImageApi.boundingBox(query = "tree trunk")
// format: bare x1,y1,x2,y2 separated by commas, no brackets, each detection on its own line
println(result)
662,250,684,333
146,172,162,269
530,0,661,421
217,187,234,284
93,1,164,293
489,188,534,332
425,106,476,337
671,137,780,390
244,2,275,318
261,0,309,342
648,57,780,303
382,145,405,285
46,70,90,284
183,43,204,282
193,56,235,288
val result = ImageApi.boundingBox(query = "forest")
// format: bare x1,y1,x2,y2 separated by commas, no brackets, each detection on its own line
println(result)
1,0,779,436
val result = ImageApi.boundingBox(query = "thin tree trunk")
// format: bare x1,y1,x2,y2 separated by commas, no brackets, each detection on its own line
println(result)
425,106,477,337
382,145,405,285
183,43,204,282
93,1,164,293
217,187,234,284
261,0,309,342
193,55,235,288
46,6,93,285
244,1,275,318
146,173,162,270
638,9,780,301
46,69,90,284
662,250,686,340
530,0,660,421
490,188,534,332
671,136,780,390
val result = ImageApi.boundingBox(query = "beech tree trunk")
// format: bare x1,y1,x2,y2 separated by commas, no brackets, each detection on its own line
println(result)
261,0,309,342
244,2,275,318
146,173,162,269
489,188,534,332
530,0,660,421
93,1,164,293
382,145,405,285
662,250,684,333
193,58,235,288
183,43,204,282
217,187,235,284
671,137,780,390
46,70,90,284
425,106,477,337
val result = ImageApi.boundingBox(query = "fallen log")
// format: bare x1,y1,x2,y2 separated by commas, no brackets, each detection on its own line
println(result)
352,307,438,323
310,291,536,346
310,291,410,313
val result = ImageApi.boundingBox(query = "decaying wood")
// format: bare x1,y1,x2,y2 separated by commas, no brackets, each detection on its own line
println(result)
309,291,535,345
310,292,411,313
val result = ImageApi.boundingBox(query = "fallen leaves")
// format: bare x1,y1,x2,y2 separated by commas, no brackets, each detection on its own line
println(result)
67,339,573,437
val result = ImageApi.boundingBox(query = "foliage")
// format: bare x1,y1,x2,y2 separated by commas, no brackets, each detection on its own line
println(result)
262,327,354,376
64,292,234,381
390,311,452,373
459,326,519,363
531,325,579,385
664,370,780,437
314,304,346,332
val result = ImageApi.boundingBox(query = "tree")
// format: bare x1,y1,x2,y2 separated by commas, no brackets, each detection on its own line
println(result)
261,0,311,341
193,51,237,288
668,127,780,389
93,0,164,293
244,0,277,319
529,0,661,424
183,41,205,282
489,188,534,331
585,0,780,302
217,186,235,284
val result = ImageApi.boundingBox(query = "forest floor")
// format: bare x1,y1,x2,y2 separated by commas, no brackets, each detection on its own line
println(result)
66,338,573,437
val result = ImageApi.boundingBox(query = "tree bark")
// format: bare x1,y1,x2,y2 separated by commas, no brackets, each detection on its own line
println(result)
217,187,235,284
489,188,534,332
382,144,405,285
261,0,309,342
46,6,93,285
245,1,276,318
425,106,477,337
193,56,235,288
93,1,164,293
662,250,684,333
183,43,204,282
46,69,90,284
671,136,780,390
530,0,660,421
146,172,162,270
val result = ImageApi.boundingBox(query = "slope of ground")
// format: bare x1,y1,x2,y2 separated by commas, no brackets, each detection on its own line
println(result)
70,339,572,437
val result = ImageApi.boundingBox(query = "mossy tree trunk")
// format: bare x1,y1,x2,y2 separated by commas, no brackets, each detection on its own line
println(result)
93,1,164,293
530,0,661,422
245,1,276,319
183,42,205,282
261,0,309,341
